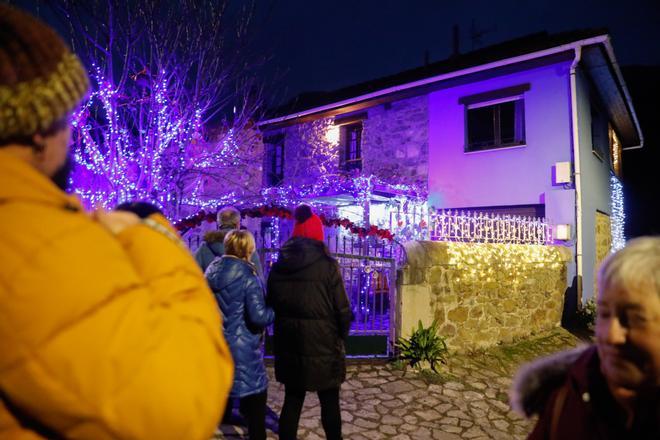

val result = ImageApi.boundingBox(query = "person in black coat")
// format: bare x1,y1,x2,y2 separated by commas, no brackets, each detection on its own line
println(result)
267,205,353,440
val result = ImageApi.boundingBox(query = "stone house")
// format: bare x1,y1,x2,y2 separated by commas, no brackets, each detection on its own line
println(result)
257,29,643,307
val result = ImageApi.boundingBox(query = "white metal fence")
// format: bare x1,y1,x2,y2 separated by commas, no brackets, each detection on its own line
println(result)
430,210,552,245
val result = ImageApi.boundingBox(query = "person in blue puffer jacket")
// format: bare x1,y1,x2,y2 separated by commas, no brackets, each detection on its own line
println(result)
206,229,275,440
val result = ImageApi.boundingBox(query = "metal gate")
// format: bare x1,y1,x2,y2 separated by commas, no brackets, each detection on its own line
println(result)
334,252,395,336
185,221,403,344
258,247,397,338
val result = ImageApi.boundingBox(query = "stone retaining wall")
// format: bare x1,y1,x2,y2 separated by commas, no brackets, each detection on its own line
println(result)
398,241,571,352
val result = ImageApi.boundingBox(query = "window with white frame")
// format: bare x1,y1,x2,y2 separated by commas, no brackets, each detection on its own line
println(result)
466,97,525,151
460,84,529,153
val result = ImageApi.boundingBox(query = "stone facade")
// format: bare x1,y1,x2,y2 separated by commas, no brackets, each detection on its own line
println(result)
280,117,341,186
361,96,429,189
266,95,429,190
398,241,571,352
190,124,264,210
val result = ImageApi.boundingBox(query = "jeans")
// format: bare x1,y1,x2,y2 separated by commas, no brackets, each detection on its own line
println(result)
279,386,342,440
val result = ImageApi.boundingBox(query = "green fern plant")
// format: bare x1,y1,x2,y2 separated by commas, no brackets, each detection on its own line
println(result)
396,319,448,372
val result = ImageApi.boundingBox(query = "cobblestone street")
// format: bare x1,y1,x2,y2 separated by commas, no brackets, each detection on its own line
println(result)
215,328,583,439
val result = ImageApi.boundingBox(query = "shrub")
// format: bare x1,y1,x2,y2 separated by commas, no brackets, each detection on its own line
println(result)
575,298,597,330
395,319,448,372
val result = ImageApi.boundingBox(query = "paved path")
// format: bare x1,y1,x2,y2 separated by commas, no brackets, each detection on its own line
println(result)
215,328,582,439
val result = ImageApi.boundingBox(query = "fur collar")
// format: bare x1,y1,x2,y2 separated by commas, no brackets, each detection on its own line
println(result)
510,345,590,417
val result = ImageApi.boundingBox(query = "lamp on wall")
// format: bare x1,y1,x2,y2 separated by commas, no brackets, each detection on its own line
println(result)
325,125,340,144
554,224,572,241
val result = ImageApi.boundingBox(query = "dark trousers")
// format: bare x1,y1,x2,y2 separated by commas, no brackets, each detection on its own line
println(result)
279,386,342,440
223,391,268,440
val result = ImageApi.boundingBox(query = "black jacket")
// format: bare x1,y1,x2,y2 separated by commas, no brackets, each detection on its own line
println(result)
267,237,353,391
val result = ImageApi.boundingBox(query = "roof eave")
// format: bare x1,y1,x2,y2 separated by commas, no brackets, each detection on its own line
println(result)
258,34,613,128
600,38,644,150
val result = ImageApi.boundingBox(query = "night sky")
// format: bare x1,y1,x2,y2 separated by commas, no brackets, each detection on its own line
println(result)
13,0,660,235
251,0,660,105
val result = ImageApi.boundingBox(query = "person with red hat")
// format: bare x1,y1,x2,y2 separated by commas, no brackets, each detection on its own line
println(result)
291,205,325,242
267,204,353,440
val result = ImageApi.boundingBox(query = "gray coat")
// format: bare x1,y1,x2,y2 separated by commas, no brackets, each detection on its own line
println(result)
194,227,263,279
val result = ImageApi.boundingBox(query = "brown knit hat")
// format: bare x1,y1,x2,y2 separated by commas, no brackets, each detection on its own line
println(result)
0,4,89,143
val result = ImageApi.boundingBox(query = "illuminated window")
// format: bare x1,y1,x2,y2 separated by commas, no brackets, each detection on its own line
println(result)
264,134,284,186
341,122,362,171
609,124,622,177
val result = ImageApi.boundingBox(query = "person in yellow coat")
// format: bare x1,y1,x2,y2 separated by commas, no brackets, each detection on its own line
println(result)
0,4,233,439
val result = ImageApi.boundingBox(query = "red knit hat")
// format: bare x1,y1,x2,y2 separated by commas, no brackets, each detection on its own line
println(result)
292,213,325,242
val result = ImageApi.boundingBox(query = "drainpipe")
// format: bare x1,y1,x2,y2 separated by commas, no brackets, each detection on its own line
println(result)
569,47,583,306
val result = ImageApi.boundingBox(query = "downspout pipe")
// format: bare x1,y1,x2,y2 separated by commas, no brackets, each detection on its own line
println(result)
569,47,584,306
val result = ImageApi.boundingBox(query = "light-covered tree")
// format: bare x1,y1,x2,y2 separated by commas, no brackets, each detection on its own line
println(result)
48,0,265,217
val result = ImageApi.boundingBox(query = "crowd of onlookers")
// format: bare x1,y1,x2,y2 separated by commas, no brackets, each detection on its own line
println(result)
197,205,352,440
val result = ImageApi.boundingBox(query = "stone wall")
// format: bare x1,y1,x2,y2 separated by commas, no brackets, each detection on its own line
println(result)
281,117,340,186
267,95,429,189
362,96,428,189
193,124,264,206
398,241,571,352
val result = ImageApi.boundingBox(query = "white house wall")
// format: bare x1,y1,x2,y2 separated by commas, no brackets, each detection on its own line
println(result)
427,60,574,212
575,67,615,302
427,59,578,302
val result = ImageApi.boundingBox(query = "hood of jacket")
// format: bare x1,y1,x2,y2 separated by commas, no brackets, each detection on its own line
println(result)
210,255,256,290
273,237,329,274
204,226,236,244
510,345,590,417
203,228,235,258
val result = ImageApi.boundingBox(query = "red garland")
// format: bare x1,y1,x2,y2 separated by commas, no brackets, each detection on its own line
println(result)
174,205,395,241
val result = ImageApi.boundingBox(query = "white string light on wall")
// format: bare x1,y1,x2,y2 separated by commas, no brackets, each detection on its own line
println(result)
610,175,625,252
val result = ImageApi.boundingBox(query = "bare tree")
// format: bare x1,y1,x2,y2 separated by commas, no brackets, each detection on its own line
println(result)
47,0,265,217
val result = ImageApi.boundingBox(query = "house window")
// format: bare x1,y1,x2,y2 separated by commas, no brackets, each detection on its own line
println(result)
609,124,622,177
466,97,525,152
591,105,609,161
264,134,284,186
341,123,362,171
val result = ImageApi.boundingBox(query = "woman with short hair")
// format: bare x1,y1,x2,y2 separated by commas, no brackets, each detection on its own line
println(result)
511,237,660,439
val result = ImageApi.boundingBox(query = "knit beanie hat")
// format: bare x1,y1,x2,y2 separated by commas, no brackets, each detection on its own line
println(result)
292,204,324,242
0,4,89,143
